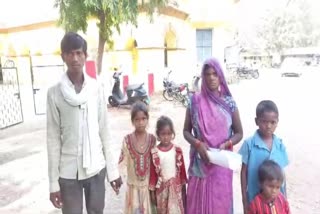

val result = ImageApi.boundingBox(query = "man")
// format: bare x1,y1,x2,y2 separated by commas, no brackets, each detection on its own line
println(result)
47,32,122,214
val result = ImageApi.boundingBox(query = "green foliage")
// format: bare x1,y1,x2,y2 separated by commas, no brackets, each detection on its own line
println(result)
54,0,90,33
54,0,168,73
55,0,168,43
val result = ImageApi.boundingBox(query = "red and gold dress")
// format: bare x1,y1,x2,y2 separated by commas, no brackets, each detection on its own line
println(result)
149,144,187,214
119,133,156,214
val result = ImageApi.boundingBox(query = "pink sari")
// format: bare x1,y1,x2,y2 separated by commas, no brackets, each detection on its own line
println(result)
187,58,236,214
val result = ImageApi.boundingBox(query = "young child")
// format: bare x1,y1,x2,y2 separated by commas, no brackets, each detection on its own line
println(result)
149,116,187,214
239,100,289,214
118,101,156,214
248,160,290,214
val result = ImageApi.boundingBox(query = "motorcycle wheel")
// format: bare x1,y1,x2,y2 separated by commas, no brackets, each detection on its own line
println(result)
163,89,174,101
173,93,184,102
251,70,259,79
236,70,245,79
108,96,118,107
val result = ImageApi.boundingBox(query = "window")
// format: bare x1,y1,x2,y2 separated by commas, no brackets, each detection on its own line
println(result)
196,29,213,64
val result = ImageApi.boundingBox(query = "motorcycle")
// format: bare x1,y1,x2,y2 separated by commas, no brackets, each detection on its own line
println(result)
179,83,191,107
236,66,259,79
108,72,150,107
162,70,175,101
162,70,190,107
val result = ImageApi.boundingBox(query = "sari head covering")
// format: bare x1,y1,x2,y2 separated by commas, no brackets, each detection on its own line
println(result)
200,58,232,114
192,57,233,149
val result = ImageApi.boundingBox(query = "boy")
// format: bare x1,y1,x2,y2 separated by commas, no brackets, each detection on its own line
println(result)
47,32,122,214
239,100,289,214
248,160,290,214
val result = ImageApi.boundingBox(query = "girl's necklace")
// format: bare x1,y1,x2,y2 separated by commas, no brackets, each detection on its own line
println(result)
134,132,147,151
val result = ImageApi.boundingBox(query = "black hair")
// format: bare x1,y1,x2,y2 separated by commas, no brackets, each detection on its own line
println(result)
156,115,175,139
61,32,87,55
203,64,211,73
256,100,279,118
131,101,149,122
258,160,284,184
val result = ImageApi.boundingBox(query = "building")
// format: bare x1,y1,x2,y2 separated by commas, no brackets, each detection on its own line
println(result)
0,0,240,129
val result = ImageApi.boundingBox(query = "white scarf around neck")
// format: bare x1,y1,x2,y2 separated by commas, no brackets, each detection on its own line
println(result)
60,72,101,175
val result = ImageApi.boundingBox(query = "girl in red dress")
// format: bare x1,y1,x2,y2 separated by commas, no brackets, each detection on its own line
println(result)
149,116,187,214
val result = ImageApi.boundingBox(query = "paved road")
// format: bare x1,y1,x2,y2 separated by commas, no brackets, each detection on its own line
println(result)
1,69,320,213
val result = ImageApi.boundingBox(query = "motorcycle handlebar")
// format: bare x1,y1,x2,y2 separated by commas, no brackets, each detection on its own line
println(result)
113,71,122,78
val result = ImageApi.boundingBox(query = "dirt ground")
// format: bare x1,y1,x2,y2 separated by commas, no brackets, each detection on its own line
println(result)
1,70,320,213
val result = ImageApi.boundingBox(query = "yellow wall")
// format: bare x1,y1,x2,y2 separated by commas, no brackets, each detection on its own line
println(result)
0,1,239,92
99,12,200,91
0,25,64,57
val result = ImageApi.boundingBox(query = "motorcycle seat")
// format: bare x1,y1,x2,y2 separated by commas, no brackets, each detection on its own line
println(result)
126,83,144,91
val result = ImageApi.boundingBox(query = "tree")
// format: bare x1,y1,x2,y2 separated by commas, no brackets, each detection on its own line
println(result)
237,0,320,55
54,0,169,74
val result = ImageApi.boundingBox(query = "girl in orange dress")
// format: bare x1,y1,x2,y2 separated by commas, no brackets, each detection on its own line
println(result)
119,102,156,214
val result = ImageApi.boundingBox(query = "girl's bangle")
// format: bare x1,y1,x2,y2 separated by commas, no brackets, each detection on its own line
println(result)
194,139,201,149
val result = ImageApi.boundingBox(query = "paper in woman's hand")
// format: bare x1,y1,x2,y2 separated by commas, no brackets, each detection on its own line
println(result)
207,148,242,170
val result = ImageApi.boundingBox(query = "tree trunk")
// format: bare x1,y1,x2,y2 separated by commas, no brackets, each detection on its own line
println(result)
97,11,106,75
97,33,106,75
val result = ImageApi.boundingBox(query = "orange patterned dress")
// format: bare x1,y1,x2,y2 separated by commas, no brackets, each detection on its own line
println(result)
119,133,156,214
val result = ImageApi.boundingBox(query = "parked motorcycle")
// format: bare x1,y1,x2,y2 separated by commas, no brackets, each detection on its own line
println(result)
108,72,150,107
162,70,175,101
162,70,190,107
179,83,191,107
236,66,259,79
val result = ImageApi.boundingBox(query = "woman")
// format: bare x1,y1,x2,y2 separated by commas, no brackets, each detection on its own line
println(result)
183,58,243,213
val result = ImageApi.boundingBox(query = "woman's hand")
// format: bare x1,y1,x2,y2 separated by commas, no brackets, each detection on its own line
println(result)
195,141,210,163
184,109,209,163
219,140,232,150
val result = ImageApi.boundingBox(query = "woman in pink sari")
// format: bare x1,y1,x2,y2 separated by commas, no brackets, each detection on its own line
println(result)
183,58,243,213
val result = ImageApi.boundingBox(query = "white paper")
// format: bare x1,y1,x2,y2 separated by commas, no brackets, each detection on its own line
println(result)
207,148,242,171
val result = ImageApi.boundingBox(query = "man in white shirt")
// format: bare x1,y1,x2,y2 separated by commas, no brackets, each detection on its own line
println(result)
47,32,122,214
